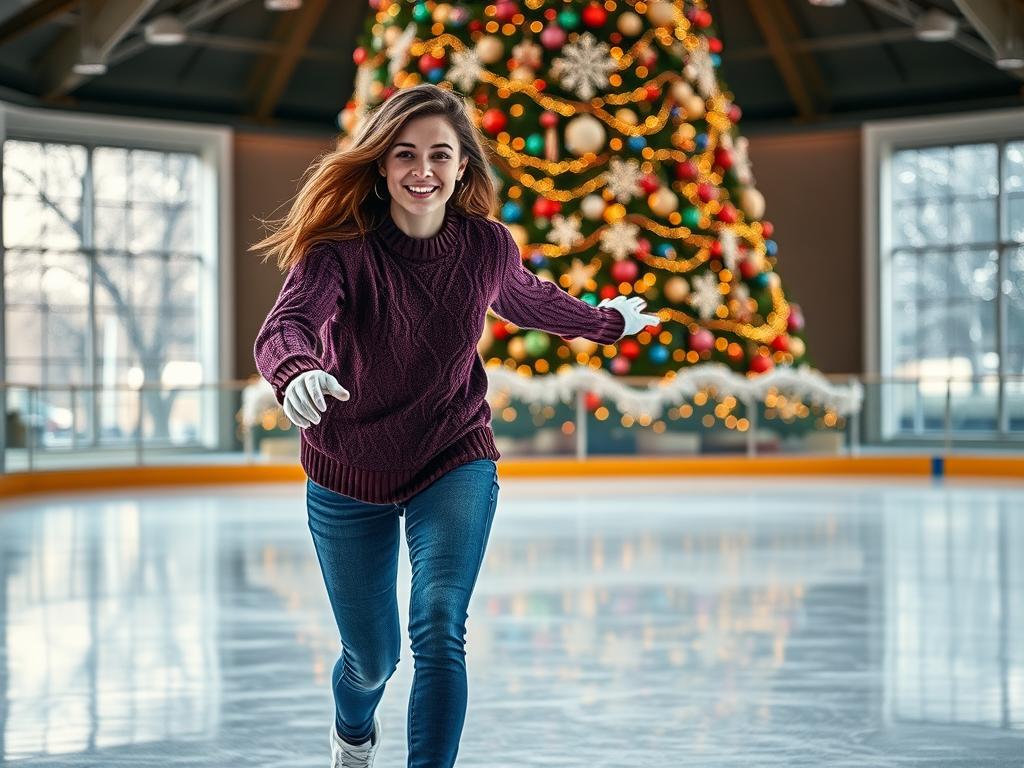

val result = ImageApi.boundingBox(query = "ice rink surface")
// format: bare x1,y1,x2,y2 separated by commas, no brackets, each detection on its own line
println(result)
0,475,1021,767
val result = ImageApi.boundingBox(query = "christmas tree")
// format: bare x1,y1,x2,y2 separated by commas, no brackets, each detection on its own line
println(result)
338,0,861,436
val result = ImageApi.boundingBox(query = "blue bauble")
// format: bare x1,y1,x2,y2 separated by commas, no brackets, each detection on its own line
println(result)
427,68,445,83
529,252,547,267
525,133,545,156
501,201,522,223
670,106,681,119
649,345,670,364
627,136,647,152
656,243,674,257
711,53,721,67
765,239,777,256
695,133,709,151
752,272,770,289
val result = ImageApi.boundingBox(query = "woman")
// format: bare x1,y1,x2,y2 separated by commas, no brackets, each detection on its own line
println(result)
251,83,657,768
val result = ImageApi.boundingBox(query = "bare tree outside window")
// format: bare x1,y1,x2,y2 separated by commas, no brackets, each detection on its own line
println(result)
3,140,202,448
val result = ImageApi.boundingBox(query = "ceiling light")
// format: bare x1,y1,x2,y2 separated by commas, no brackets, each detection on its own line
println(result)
915,8,958,42
73,43,106,75
265,0,302,9
808,0,846,6
145,13,186,45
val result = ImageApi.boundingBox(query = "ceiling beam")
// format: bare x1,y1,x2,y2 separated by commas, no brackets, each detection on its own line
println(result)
727,26,919,61
952,0,1024,65
37,0,160,99
743,0,830,120
0,0,77,49
857,0,1024,81
246,0,330,121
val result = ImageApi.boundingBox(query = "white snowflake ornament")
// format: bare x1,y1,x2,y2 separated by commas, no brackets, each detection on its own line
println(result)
718,227,740,273
688,271,723,319
721,131,754,186
446,48,483,92
546,214,584,249
604,157,644,203
598,220,640,261
551,32,618,100
684,39,718,99
388,22,417,80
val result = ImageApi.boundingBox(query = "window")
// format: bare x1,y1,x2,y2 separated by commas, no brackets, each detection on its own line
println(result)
865,109,1024,441
0,103,232,452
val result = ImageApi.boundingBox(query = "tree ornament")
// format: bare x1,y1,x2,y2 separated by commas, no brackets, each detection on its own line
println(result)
580,194,606,220
688,272,722,319
495,0,518,23
618,11,643,36
619,338,641,360
648,187,679,217
675,159,698,181
524,330,550,357
610,259,639,283
697,183,718,203
739,187,765,220
476,35,505,64
582,2,608,28
583,391,602,411
547,214,585,249
540,24,567,50
646,1,677,27
749,354,774,374
481,108,507,135
610,356,631,374
688,327,715,353
681,205,701,229
565,113,606,156
716,203,738,224
599,220,641,260
550,32,618,99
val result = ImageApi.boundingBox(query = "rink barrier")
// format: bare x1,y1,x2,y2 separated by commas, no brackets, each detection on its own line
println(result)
2,454,1022,499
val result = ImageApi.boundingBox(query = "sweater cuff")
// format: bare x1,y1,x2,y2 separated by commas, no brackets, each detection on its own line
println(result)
269,356,323,406
598,307,627,344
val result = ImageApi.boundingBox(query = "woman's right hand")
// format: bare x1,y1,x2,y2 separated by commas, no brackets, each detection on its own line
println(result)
283,370,350,428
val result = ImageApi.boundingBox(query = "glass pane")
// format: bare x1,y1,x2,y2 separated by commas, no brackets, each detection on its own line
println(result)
94,254,133,309
950,143,998,197
1008,193,1024,244
950,199,996,244
128,203,169,254
945,299,997,353
167,205,198,253
1006,141,1024,193
892,202,918,247
893,301,917,351
1008,246,1024,349
129,149,166,202
3,195,82,249
917,146,950,197
892,149,917,201
94,202,127,251
920,251,948,300
919,199,948,244
892,251,917,301
93,147,128,201
2,140,85,201
918,301,949,353
949,249,998,301
946,352,997,431
166,152,198,205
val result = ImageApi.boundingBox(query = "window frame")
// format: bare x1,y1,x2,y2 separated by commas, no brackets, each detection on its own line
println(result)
0,101,233,453
863,106,1024,444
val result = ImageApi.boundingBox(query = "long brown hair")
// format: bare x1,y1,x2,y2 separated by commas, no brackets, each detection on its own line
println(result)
249,83,500,272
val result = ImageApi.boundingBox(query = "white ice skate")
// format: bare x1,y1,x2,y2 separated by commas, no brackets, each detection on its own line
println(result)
329,712,381,768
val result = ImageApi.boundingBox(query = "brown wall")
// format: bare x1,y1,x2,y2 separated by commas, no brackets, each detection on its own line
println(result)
234,131,334,382
234,127,865,381
746,129,863,375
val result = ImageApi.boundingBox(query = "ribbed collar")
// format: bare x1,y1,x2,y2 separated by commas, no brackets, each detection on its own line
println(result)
375,205,460,263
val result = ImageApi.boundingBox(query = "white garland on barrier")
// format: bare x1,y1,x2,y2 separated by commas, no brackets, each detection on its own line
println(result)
239,363,864,429
485,363,864,419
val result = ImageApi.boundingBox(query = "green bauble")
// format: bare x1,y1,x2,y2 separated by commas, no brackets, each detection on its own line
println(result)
412,2,431,22
558,9,581,29
524,330,550,357
525,133,545,156
681,206,701,229
581,292,597,305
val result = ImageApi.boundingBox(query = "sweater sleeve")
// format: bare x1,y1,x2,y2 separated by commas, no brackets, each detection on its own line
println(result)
253,241,344,406
489,221,625,345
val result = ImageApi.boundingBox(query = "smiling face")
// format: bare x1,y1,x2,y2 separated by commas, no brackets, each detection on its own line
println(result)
379,114,470,229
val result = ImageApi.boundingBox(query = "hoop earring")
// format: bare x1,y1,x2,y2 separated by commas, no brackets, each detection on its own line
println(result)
373,177,388,200
456,176,467,204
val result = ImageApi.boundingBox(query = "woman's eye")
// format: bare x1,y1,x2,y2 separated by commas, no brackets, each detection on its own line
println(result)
397,151,449,159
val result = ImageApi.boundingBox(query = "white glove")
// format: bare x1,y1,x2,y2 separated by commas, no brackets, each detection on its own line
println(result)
283,369,350,429
599,295,661,338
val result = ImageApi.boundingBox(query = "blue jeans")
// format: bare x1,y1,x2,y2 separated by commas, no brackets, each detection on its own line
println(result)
305,458,500,768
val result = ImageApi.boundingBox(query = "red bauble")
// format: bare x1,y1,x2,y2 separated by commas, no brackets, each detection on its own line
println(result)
584,391,602,411
645,84,660,101
716,203,738,223
534,79,547,91
708,37,723,54
694,10,713,28
492,321,511,340
739,259,758,280
749,354,774,374
619,339,641,360
770,335,790,353
761,220,774,238
675,160,698,181
532,197,560,218
418,53,445,75
582,2,607,27
639,174,660,194
714,146,732,171
539,111,558,128
475,92,489,106
787,304,805,333
469,20,484,32
697,183,718,203
495,1,518,22
481,109,507,135
599,285,619,301
610,260,639,283
353,47,367,65
688,328,714,353
728,103,742,123
635,237,651,256
709,240,723,259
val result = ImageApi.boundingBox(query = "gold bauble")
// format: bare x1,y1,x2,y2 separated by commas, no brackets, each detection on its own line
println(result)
507,337,527,361
646,0,677,27
432,4,451,23
739,187,766,220
648,187,679,217
684,93,706,119
789,337,806,358
383,25,401,46
748,250,765,271
618,11,643,36
671,79,694,102
510,66,534,83
615,107,639,126
476,35,505,65
569,337,599,355
664,276,690,302
603,203,627,223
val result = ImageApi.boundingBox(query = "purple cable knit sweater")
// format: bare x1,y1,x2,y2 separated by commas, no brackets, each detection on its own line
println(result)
253,205,625,504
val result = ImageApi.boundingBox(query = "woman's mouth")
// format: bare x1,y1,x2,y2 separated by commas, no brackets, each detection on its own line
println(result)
404,185,439,199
